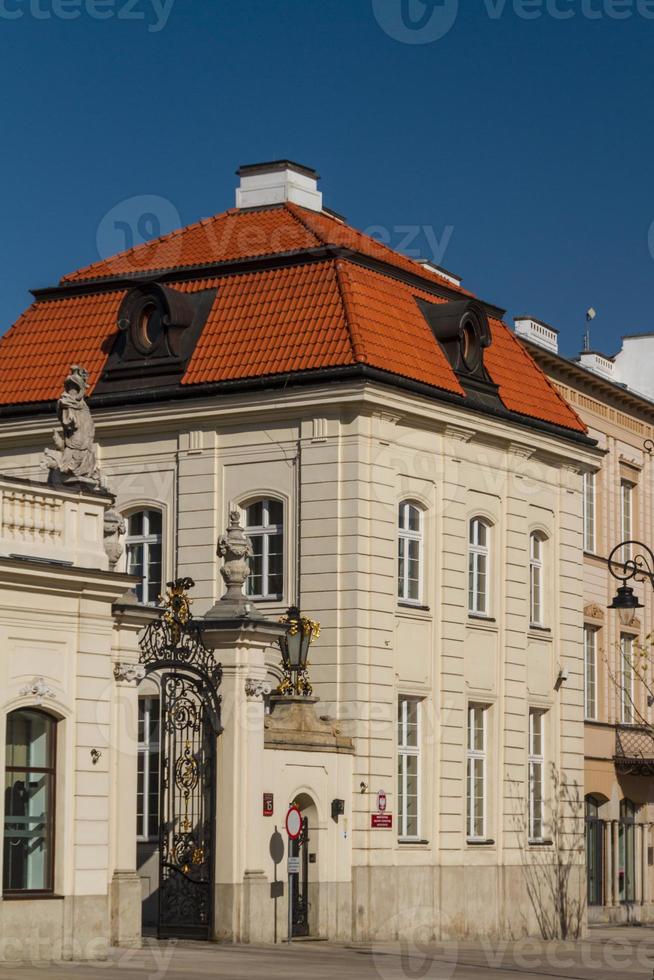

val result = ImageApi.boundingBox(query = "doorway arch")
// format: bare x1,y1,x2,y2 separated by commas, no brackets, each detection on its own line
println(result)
290,792,319,937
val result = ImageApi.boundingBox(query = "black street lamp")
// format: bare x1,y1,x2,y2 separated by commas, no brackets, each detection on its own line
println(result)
607,540,651,627
277,606,320,696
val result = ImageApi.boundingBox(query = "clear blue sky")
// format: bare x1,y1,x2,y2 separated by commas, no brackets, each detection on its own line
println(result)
0,0,652,358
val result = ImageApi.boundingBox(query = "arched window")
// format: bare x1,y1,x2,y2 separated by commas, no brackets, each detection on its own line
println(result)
468,518,490,616
398,501,423,605
585,796,604,907
244,499,284,600
529,532,546,626
125,510,163,605
619,799,637,904
3,709,56,894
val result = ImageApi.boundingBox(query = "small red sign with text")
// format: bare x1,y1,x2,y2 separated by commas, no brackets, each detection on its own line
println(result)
263,793,274,816
371,813,393,829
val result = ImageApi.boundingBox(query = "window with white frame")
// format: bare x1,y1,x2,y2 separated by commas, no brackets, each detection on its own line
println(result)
397,697,420,840
583,472,596,553
243,499,284,600
126,510,163,605
137,697,160,841
584,626,597,720
3,709,57,893
621,634,635,724
468,519,490,616
529,532,545,627
466,704,487,840
529,709,546,841
621,480,634,561
398,502,423,605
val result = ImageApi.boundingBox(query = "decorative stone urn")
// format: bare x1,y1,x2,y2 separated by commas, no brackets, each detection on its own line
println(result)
210,509,254,614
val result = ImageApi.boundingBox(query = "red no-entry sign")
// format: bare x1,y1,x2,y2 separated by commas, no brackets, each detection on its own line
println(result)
285,805,302,840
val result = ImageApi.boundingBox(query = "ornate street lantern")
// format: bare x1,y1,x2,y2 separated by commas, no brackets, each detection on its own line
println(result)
607,539,651,627
608,584,644,628
277,606,320,696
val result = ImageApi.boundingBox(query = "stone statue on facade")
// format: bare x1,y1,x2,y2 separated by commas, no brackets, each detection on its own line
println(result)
44,365,103,490
42,365,127,569
217,510,253,609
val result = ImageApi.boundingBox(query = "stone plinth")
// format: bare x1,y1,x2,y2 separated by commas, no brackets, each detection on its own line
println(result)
265,695,354,754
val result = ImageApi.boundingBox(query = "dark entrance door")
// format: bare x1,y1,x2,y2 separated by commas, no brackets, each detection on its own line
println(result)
158,671,216,939
291,816,310,937
139,578,222,941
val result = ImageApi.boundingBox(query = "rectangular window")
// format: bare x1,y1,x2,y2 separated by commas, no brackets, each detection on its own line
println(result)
584,627,597,720
620,634,635,725
621,481,633,561
398,503,423,604
529,709,545,841
583,472,596,553
466,704,487,840
397,698,420,840
245,499,284,600
3,710,56,893
137,698,160,840
529,533,544,626
468,520,490,616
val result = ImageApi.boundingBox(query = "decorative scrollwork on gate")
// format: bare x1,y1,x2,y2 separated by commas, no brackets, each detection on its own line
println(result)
139,577,222,727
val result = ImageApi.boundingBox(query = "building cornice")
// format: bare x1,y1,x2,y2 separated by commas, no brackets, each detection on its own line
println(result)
0,365,597,454
519,336,654,424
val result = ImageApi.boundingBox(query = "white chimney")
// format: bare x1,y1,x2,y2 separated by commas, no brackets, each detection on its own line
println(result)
513,316,559,354
235,160,322,212
578,350,615,381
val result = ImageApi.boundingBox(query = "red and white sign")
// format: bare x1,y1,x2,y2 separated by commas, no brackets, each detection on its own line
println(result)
285,805,303,840
263,793,274,817
377,790,387,813
371,813,393,829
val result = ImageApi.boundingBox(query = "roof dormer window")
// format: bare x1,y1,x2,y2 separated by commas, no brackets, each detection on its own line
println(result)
418,297,502,409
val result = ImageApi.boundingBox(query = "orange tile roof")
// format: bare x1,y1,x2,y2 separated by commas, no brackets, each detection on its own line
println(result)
0,291,125,404
60,202,469,295
184,263,354,383
0,202,586,436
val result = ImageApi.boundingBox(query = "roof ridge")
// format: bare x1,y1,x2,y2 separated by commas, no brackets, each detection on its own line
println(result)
61,204,291,284
283,201,330,246
61,209,215,284
286,201,468,295
333,260,368,364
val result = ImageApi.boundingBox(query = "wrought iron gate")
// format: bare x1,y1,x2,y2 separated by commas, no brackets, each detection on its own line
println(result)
139,579,222,940
291,816,310,937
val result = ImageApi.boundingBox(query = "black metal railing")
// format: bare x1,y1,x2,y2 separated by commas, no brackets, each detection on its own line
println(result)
614,724,654,775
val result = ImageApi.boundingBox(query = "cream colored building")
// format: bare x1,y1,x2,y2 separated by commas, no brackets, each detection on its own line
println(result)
0,162,602,953
0,475,152,960
516,316,654,924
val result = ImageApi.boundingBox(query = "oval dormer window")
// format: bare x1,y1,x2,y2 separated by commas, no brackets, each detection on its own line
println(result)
461,317,481,373
134,299,164,354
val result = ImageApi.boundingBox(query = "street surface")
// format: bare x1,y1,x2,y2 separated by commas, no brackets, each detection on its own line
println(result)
3,926,654,979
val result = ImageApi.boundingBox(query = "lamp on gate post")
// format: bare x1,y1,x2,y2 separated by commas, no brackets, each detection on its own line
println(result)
277,606,320,697
607,540,651,627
